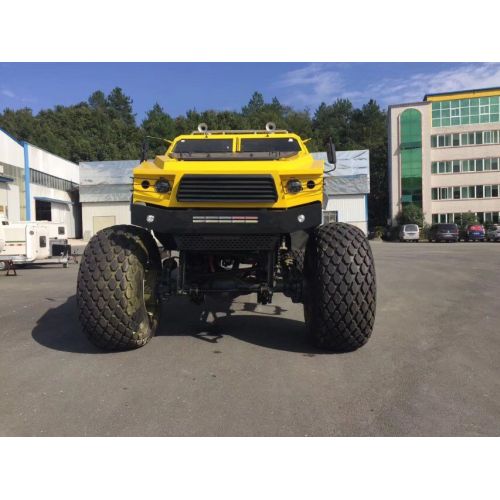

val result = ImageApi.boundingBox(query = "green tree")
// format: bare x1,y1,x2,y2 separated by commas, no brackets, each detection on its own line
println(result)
141,103,176,156
396,203,425,227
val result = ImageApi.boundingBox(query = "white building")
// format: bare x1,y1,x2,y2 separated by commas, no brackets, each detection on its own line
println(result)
79,160,137,240
313,150,370,234
0,128,80,237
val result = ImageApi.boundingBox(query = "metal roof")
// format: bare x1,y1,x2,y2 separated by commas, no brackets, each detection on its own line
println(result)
312,150,370,195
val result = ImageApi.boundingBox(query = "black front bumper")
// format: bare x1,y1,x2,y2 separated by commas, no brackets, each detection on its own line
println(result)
131,202,322,235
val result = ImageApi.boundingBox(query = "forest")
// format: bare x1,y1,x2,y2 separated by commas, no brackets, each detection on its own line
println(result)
0,88,389,225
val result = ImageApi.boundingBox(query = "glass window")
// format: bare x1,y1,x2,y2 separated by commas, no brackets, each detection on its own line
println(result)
440,187,448,199
476,132,483,144
439,214,447,223
431,188,438,200
445,135,451,147
453,186,460,199
479,97,490,105
492,158,499,170
452,134,460,146
173,139,233,153
461,187,468,199
469,186,475,198
431,162,437,174
451,108,460,117
480,114,489,123
470,115,479,124
477,185,484,198
451,117,460,125
441,101,450,109
432,214,439,224
492,185,499,197
469,132,475,144
452,160,460,173
462,160,469,172
476,159,483,172
484,158,491,171
438,162,446,174
442,118,450,126
461,116,470,125
461,133,469,145
241,138,301,152
470,106,479,116
484,131,492,143
438,136,445,147
431,136,437,147
485,185,492,197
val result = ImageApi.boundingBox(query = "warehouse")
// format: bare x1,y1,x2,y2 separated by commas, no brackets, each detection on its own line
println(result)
0,128,80,237
80,150,370,239
79,160,137,240
313,150,370,234
388,86,500,225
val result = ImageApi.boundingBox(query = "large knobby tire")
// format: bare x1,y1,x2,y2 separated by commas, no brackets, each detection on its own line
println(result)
303,223,376,352
77,225,161,351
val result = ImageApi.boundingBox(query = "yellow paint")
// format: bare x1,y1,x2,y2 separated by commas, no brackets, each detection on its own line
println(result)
132,131,324,209
425,88,500,102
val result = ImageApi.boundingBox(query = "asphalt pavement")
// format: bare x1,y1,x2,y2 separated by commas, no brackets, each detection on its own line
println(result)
0,241,499,436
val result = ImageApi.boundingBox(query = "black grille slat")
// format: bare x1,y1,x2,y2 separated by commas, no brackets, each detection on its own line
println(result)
177,174,277,203
176,234,278,251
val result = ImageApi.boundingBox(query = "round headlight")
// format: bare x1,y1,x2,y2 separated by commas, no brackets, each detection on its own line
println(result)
286,179,303,194
141,180,150,189
306,180,315,189
155,179,171,193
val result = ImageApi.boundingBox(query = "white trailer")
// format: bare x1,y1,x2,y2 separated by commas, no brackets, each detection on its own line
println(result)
0,220,70,270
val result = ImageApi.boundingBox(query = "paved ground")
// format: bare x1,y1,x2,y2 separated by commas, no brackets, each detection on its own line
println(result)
0,241,499,436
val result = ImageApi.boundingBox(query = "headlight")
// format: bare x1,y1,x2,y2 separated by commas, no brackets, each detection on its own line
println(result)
286,179,303,194
155,179,171,193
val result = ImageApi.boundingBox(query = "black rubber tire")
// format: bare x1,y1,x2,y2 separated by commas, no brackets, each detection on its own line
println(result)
77,225,162,351
303,223,376,352
291,249,305,273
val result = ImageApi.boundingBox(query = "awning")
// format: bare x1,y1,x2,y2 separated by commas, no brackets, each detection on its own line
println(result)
0,175,14,183
34,196,72,205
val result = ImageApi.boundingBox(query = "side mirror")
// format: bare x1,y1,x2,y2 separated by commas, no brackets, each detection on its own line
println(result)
326,137,337,165
140,138,149,163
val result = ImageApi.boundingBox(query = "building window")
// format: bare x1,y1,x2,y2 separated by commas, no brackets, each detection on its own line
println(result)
430,156,500,175
432,96,500,128
431,184,500,200
400,108,423,208
430,129,500,148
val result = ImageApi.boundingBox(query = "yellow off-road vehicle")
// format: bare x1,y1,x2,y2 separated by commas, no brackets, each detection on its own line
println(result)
77,123,376,351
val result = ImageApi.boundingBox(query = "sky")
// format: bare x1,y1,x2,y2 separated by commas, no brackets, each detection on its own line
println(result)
1,62,500,122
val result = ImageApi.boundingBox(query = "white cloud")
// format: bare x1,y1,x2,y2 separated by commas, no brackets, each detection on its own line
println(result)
276,63,345,108
275,62,500,110
1,89,15,98
366,63,500,106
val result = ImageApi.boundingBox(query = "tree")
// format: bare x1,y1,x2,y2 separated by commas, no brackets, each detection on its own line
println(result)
396,203,425,227
141,103,176,156
454,211,478,229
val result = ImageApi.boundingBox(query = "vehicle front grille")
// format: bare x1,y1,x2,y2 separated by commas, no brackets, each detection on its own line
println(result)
176,175,278,203
175,234,279,251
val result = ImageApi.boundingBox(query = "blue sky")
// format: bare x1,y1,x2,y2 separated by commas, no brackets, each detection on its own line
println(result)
1,62,500,122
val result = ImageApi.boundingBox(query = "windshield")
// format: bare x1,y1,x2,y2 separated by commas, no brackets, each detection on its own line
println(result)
404,224,418,231
438,224,458,231
241,138,301,153
173,139,232,153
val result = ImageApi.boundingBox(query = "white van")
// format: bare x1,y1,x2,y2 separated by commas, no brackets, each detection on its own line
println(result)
399,224,420,242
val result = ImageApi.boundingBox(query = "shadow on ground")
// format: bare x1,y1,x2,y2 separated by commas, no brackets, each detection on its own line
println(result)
31,295,326,355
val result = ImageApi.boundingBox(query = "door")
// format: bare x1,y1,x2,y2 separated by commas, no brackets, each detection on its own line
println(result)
93,215,116,235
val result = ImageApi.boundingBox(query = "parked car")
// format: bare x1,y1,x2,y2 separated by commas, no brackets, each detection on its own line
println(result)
461,224,485,242
486,224,500,242
399,224,420,242
428,223,459,243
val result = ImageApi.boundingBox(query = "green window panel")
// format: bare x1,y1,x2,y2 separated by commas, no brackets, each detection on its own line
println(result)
400,108,422,208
